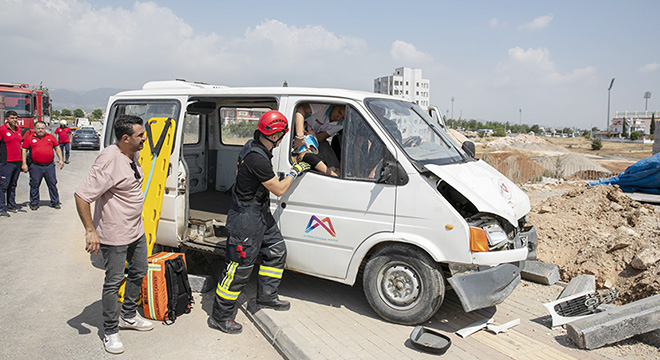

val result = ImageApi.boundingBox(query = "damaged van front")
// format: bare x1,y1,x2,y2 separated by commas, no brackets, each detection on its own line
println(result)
358,98,537,322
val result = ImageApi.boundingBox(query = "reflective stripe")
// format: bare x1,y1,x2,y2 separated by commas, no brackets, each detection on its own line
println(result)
217,262,241,301
147,263,162,320
258,265,283,279
216,284,240,301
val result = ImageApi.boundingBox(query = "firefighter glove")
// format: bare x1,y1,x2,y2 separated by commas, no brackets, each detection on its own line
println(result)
287,162,311,180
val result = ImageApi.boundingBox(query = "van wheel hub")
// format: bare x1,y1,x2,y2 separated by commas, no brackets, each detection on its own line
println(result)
377,262,420,310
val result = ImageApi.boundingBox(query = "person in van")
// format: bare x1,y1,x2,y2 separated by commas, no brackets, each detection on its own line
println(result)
293,103,344,169
210,110,311,334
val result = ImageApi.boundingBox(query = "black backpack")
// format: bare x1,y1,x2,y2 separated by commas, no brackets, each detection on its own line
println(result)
163,255,194,324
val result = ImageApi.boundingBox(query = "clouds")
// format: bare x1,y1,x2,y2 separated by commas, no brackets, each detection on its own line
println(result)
518,14,554,30
0,0,371,89
639,62,660,73
495,47,595,86
390,40,434,65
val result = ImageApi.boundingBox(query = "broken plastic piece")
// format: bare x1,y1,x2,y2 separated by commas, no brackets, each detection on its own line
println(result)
543,288,618,327
456,317,494,338
486,318,520,334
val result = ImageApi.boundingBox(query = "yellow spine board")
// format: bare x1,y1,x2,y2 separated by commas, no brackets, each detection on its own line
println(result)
117,117,176,303
139,117,176,256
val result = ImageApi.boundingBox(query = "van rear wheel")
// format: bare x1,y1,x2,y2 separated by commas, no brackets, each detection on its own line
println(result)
363,244,445,325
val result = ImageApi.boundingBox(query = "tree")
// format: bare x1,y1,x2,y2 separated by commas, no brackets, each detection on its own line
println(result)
61,109,72,117
73,109,85,118
630,131,640,141
52,109,61,117
91,109,103,119
591,138,603,150
651,118,656,136
530,124,539,134
622,117,627,137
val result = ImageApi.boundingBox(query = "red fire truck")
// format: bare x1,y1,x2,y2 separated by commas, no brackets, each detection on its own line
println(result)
0,83,52,134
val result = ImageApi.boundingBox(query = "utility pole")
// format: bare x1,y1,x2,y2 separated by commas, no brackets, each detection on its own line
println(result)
450,97,454,120
644,91,652,111
607,78,615,132
519,108,522,125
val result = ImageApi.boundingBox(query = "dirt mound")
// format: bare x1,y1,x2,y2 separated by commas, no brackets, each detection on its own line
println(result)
486,134,569,154
532,153,613,177
481,151,547,183
527,183,660,304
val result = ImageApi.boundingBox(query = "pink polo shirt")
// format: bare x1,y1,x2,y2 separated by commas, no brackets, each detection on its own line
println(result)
75,144,145,246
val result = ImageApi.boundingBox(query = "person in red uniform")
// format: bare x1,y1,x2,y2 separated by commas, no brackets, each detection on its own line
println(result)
55,120,72,164
0,110,25,217
21,121,64,210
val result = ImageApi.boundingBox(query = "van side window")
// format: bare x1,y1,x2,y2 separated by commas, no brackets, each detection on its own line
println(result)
219,107,270,146
107,102,180,147
343,107,386,180
183,114,201,144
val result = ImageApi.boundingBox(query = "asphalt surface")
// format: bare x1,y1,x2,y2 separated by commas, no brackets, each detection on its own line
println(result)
0,149,282,359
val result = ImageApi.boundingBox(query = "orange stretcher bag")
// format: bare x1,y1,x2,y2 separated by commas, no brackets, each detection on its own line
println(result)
142,252,193,324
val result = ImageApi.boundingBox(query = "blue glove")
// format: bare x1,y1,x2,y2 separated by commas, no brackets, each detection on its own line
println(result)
287,162,311,180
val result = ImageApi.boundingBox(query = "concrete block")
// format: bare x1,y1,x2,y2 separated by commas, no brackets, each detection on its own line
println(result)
566,294,660,349
187,274,215,293
558,275,596,299
521,260,560,285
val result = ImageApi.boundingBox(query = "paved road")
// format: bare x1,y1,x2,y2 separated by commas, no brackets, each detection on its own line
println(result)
0,150,282,359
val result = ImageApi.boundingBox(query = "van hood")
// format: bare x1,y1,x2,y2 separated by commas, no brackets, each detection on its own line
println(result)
424,160,530,226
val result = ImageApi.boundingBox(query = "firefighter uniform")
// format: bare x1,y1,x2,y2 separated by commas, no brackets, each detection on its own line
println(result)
0,123,23,214
212,139,287,323
22,132,61,208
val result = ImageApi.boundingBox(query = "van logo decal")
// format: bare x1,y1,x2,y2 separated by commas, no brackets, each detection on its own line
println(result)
305,216,336,237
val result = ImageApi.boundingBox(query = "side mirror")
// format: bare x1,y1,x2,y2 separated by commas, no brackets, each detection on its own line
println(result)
462,141,476,158
377,159,409,185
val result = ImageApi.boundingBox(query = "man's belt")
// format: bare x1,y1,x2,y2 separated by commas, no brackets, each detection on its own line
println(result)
32,161,54,166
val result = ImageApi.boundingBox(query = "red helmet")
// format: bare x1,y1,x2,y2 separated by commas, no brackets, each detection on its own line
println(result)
257,110,289,136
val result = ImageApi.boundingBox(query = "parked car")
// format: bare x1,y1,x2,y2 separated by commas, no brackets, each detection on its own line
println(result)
71,128,100,150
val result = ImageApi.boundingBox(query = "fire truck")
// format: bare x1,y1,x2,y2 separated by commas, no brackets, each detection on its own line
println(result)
0,83,52,134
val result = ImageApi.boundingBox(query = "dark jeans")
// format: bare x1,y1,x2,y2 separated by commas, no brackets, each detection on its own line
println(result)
28,163,60,206
100,234,148,335
0,161,21,212
59,142,70,159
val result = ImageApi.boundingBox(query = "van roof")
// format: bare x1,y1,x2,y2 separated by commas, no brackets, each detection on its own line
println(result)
112,80,400,103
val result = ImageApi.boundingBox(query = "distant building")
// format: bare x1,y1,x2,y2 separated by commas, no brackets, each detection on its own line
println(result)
374,67,430,107
609,110,659,135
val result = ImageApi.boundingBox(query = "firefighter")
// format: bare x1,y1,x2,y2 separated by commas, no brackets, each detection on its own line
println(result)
209,110,310,334
0,110,25,217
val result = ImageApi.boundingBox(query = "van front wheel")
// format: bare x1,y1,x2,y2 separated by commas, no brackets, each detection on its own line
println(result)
363,245,445,325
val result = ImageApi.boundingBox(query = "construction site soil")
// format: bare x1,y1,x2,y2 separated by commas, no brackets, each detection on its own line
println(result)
474,135,659,304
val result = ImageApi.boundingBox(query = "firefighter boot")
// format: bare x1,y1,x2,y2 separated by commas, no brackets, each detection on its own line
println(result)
208,317,243,334
257,297,291,311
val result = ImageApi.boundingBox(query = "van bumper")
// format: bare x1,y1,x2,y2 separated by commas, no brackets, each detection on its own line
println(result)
447,262,522,312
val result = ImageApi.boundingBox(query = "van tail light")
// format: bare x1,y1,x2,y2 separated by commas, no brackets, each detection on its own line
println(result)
469,227,489,252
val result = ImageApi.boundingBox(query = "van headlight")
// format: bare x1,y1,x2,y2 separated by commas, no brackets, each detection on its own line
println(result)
483,224,508,247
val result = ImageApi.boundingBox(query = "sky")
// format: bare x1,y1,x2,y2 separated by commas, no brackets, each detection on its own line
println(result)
1,0,659,130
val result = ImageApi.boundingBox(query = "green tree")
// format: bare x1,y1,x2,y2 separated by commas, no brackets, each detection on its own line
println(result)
622,117,627,137
91,109,103,119
73,109,85,118
61,109,72,117
530,124,540,134
650,118,656,136
591,138,603,150
630,131,640,141
52,109,61,117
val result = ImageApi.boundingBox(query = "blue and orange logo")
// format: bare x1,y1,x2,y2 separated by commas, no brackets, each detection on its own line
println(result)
305,216,336,237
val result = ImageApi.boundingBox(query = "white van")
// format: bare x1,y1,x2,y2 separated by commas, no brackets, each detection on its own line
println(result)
102,80,537,325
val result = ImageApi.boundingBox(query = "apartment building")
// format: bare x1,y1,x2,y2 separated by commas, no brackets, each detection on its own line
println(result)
374,67,430,107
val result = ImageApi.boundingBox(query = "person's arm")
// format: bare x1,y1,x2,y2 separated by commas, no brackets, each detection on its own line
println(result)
74,193,100,254
316,131,330,142
54,144,64,169
261,162,311,197
293,104,312,150
21,148,29,173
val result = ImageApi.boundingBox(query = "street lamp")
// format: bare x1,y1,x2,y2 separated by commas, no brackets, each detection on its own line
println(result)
607,78,615,132
450,97,455,120
644,91,652,111
519,108,522,125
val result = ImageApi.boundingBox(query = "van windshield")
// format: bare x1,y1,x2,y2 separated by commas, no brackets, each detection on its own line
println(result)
365,98,466,165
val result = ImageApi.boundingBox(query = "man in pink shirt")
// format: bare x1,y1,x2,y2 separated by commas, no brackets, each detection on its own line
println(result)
74,115,152,354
